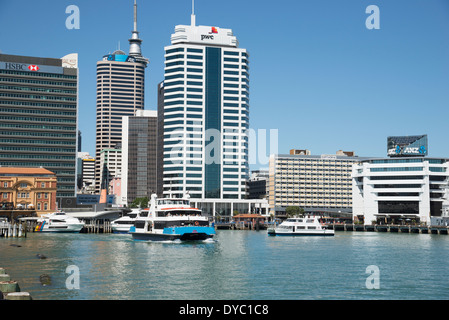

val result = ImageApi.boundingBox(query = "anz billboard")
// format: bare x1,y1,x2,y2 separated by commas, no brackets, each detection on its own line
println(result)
387,135,428,157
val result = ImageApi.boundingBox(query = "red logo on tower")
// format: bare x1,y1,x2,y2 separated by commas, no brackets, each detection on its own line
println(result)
28,65,39,71
210,27,218,34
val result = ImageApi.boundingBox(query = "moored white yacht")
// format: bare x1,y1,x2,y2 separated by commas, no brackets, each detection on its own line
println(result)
35,212,85,233
111,208,147,234
268,216,334,236
130,193,215,241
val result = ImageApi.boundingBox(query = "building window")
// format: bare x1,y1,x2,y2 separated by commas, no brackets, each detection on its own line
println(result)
41,182,46,188
37,203,41,210
20,183,28,188
3,182,7,188
44,203,48,211
2,193,7,199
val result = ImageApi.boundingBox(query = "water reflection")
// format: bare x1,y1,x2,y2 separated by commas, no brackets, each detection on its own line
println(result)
1,231,448,300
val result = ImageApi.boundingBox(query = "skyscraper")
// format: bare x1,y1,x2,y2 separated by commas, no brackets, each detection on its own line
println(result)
0,53,78,199
161,9,250,200
95,0,148,192
121,110,158,205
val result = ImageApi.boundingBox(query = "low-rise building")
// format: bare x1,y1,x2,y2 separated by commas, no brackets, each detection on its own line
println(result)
0,167,57,216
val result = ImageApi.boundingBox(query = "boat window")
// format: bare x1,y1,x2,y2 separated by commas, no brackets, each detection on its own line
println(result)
129,214,137,218
306,219,314,223
50,219,65,223
134,221,146,229
307,226,316,230
296,219,303,223
297,226,305,229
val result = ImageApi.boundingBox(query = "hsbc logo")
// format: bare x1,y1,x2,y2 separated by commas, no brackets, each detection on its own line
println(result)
28,65,39,71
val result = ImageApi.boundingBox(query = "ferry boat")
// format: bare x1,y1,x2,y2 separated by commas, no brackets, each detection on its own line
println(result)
130,194,215,241
268,216,334,236
111,208,147,234
35,212,85,233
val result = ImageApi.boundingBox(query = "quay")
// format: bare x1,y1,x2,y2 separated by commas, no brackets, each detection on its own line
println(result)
0,268,32,300
328,223,449,235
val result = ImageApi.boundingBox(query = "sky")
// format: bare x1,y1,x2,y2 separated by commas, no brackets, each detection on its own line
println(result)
0,0,448,170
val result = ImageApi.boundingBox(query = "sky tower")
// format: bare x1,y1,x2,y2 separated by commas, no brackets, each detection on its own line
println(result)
94,0,149,193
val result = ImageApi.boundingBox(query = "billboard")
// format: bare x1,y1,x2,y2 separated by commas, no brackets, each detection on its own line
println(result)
387,135,428,157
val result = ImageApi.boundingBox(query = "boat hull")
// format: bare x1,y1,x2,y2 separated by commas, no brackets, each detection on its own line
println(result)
111,226,131,234
268,229,334,236
37,224,84,233
130,226,215,242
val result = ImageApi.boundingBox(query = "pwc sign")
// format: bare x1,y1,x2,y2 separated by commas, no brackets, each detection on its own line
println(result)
201,27,219,41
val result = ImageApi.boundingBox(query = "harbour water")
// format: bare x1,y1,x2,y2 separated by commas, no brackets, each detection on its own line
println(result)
0,230,448,300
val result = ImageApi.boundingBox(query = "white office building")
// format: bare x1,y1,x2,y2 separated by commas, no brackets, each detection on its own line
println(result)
352,157,449,225
161,9,249,200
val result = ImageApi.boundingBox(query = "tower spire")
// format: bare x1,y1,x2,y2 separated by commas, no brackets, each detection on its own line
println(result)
129,0,143,58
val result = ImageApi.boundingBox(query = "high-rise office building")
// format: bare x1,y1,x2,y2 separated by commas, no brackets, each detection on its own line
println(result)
161,9,250,200
121,110,158,205
95,0,148,192
0,53,78,199
268,150,368,217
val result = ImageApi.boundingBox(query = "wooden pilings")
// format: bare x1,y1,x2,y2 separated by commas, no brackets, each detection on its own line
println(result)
0,222,27,238
329,223,449,235
80,219,112,234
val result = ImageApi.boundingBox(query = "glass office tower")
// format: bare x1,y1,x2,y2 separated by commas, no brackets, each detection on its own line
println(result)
0,53,78,199
162,14,249,199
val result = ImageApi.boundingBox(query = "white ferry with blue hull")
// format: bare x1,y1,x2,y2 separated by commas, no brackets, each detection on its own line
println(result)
268,216,334,236
130,194,215,241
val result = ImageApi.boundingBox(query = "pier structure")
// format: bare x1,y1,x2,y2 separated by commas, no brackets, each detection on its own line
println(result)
329,223,449,235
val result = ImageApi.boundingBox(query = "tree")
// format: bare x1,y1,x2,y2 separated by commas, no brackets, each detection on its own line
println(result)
285,206,305,218
285,206,300,218
130,197,149,208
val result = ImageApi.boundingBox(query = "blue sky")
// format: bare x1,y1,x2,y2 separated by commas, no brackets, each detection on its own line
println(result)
1,0,448,169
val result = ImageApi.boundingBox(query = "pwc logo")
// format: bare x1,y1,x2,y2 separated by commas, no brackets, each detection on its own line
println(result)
201,27,218,41
28,65,39,71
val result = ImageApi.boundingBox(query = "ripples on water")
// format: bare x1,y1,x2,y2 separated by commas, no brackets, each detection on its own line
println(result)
0,231,448,300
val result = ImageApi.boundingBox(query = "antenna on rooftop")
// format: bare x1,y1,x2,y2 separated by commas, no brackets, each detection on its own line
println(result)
191,0,196,26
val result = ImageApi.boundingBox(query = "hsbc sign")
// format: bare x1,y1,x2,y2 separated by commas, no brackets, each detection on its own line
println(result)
0,61,64,74
3,62,27,70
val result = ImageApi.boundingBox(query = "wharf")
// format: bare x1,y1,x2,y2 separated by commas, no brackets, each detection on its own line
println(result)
328,223,449,235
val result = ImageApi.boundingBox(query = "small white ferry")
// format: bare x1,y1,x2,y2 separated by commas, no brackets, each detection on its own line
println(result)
268,216,334,236
35,212,84,233
130,193,215,241
111,208,146,234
